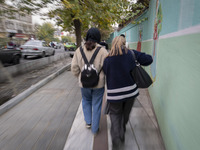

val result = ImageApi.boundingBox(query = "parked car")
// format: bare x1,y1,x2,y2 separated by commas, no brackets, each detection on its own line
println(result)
0,48,21,65
56,43,63,49
64,42,76,51
53,42,62,49
20,40,55,59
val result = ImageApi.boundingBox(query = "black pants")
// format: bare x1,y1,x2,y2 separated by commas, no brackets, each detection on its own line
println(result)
109,97,135,148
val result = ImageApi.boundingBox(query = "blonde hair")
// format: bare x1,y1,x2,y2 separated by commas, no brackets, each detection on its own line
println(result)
109,36,128,56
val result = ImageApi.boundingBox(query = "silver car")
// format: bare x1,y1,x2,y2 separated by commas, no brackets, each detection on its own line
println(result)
20,40,55,59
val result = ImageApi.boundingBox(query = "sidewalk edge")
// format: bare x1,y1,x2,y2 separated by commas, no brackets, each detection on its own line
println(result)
0,63,71,116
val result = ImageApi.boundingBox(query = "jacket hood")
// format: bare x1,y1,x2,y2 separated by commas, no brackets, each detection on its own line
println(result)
86,28,101,43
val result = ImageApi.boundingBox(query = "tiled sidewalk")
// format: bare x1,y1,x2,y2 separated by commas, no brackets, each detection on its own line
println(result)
64,89,166,150
0,68,165,150
0,71,81,150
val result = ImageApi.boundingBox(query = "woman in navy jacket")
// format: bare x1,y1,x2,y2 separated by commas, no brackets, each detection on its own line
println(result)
103,35,153,149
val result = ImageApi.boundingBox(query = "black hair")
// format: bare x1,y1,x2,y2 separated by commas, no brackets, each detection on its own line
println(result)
120,34,125,38
85,41,96,51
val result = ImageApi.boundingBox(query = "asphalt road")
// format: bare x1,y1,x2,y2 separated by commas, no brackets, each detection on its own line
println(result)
0,52,72,105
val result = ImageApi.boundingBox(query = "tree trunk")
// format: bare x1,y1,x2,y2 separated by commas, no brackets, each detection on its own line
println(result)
74,19,82,47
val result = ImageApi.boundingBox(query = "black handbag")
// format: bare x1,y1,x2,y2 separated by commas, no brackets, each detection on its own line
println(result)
130,50,153,88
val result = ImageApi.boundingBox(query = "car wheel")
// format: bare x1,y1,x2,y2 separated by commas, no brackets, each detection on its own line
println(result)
70,53,74,58
13,55,20,64
41,52,45,58
70,48,74,51
24,55,27,59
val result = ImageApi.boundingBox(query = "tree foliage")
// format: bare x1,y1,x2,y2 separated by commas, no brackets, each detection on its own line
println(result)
35,22,56,43
48,0,133,46
61,35,73,43
117,0,150,30
1,0,147,46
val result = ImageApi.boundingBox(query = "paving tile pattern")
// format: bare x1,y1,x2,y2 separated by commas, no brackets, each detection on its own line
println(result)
0,70,165,150
0,71,81,150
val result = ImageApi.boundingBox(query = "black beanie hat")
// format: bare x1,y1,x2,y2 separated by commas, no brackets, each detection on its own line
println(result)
86,28,101,43
120,34,125,38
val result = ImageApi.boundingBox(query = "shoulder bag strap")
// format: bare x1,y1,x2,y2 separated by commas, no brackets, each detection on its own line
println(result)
130,50,140,66
90,47,102,74
80,46,89,64
89,47,101,64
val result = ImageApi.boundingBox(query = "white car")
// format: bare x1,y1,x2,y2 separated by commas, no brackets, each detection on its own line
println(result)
20,40,55,59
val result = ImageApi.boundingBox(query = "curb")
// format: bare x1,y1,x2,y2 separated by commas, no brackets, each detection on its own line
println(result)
0,63,71,116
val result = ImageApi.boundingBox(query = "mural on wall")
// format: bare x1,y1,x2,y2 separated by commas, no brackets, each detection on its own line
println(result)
151,0,163,81
137,25,143,52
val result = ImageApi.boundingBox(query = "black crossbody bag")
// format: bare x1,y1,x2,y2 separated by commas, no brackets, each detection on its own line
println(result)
130,50,153,88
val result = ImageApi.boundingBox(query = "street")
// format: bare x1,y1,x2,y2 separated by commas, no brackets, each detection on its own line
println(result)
0,49,72,105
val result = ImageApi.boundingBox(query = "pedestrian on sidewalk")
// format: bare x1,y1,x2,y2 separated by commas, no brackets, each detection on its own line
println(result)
71,28,108,135
103,35,153,149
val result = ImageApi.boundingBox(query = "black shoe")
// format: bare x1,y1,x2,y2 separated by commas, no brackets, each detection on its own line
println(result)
112,143,123,150
112,140,124,150
93,128,100,137
85,124,91,129
121,136,125,143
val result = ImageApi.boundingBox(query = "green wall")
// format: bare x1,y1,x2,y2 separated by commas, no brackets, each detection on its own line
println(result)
147,33,200,150
107,0,200,150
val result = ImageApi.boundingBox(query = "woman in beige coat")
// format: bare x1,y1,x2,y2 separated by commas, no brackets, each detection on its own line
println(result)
71,28,108,135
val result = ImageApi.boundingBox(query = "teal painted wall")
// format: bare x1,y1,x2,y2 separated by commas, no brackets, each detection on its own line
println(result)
149,33,200,150
107,0,200,150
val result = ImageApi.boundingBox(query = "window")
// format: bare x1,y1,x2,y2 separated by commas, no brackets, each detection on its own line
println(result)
25,41,41,46
42,42,48,47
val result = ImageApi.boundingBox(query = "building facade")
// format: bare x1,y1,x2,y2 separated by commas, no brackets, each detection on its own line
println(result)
0,4,34,47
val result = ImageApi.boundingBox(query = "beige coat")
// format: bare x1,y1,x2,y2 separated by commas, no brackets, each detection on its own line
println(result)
71,44,108,88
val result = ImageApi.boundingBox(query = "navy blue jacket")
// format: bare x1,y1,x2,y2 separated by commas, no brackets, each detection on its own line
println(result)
103,49,153,102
